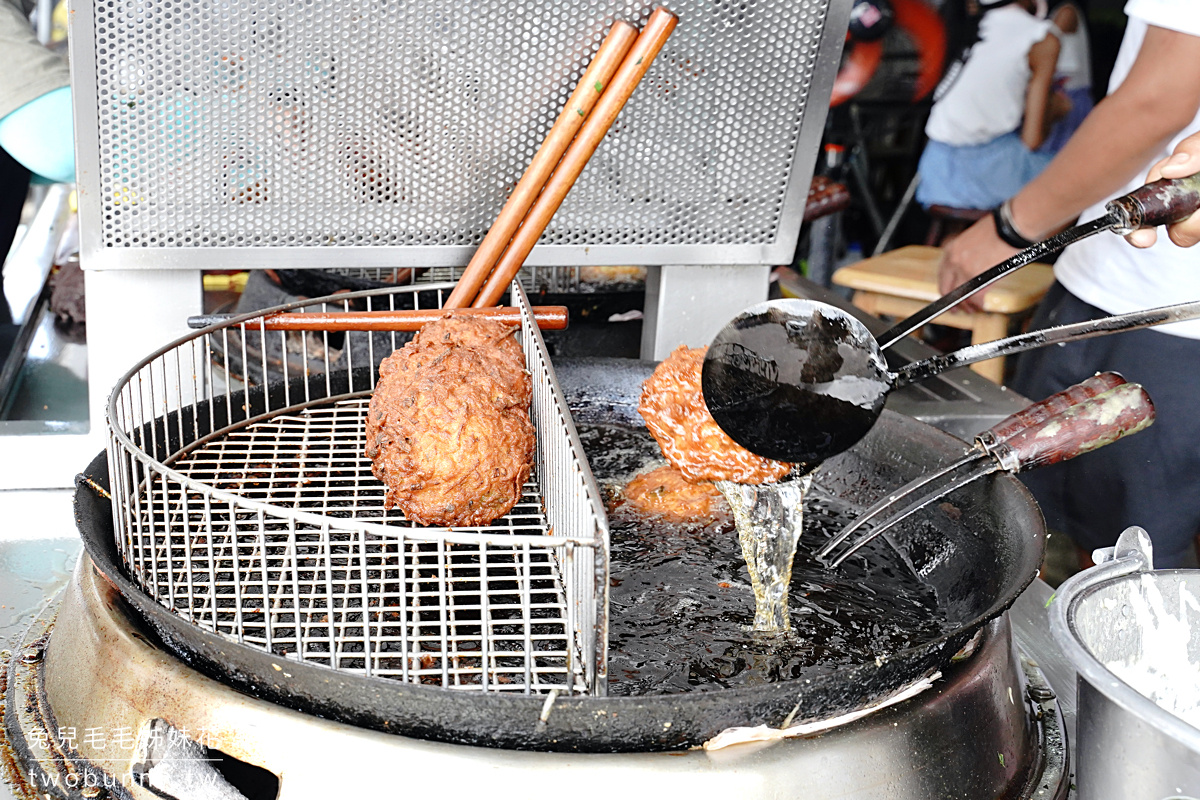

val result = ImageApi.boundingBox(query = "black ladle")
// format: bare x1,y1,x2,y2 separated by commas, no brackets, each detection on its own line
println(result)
702,296,1200,471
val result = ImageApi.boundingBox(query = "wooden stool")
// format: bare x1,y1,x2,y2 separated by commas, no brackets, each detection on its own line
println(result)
832,245,1055,384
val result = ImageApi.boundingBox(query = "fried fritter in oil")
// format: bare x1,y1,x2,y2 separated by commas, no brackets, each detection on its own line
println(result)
366,314,535,526
623,464,725,521
639,345,792,484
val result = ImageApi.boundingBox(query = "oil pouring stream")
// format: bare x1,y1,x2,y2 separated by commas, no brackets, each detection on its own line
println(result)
716,475,814,631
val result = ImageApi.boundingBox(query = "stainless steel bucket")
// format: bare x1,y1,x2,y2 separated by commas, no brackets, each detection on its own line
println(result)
1050,527,1200,800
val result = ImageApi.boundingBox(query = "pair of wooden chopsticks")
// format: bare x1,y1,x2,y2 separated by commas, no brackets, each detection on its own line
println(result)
445,7,679,310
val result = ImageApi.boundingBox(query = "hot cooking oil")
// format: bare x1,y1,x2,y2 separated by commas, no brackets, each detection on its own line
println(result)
716,475,812,632
578,423,950,696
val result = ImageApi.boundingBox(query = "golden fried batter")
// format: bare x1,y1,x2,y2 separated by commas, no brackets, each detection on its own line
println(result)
639,345,792,484
623,464,724,521
366,314,535,526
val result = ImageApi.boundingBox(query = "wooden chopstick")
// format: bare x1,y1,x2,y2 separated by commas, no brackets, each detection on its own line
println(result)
472,7,679,309
442,21,639,310
187,306,569,332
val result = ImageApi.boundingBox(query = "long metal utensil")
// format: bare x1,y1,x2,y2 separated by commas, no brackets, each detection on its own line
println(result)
893,295,1200,387
186,305,570,331
875,172,1200,350
817,370,1127,561
702,293,1200,470
818,380,1156,567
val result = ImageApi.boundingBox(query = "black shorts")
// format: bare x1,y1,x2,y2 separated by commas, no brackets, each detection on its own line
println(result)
1011,282,1200,567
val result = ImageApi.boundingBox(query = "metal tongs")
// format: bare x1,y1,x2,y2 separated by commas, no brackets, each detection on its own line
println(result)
816,373,1156,567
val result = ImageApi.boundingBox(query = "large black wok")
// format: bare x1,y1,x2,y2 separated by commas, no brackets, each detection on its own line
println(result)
73,358,1043,753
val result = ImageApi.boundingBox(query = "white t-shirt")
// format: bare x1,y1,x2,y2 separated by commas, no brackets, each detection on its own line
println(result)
1054,0,1200,338
925,6,1051,147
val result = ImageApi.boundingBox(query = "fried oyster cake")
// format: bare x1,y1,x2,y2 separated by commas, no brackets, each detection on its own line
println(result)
366,314,535,526
639,345,792,484
622,464,725,521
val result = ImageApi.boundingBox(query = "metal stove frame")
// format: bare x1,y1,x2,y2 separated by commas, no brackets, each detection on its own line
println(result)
2,544,1070,800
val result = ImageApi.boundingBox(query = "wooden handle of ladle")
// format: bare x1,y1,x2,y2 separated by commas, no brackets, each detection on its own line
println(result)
443,21,638,309
472,7,680,308
187,306,569,332
992,383,1155,472
1107,172,1200,233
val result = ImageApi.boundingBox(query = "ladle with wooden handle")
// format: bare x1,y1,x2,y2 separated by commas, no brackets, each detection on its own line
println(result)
875,172,1200,349
701,295,1200,472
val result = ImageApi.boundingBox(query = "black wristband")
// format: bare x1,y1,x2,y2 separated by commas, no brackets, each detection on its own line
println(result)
992,200,1036,249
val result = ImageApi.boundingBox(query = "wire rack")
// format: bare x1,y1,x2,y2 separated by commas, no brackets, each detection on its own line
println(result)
106,282,609,695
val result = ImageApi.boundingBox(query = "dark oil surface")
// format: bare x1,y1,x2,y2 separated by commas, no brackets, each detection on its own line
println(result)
578,423,950,696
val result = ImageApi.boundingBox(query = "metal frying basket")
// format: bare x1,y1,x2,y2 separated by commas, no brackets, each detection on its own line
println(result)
105,282,609,696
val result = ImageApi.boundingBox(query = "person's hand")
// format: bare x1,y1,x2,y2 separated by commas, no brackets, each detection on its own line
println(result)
1126,131,1200,249
937,215,1020,312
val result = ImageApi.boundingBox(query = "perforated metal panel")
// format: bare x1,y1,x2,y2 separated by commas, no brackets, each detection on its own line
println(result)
71,0,847,269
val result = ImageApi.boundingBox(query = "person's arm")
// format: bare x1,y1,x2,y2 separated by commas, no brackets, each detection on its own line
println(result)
939,25,1200,305
1126,131,1200,248
1021,33,1061,150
